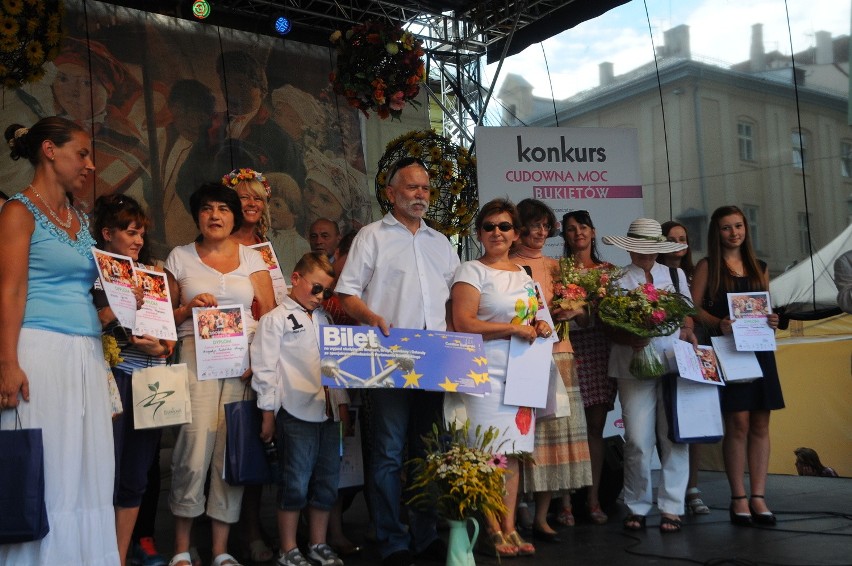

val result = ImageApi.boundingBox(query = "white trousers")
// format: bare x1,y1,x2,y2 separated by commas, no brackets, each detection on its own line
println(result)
617,377,689,516
168,337,246,523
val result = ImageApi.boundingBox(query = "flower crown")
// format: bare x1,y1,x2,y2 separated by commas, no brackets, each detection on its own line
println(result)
221,168,271,198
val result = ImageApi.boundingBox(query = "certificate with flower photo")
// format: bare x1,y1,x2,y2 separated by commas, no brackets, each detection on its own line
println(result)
92,247,138,329
249,242,287,305
192,305,250,380
727,291,776,351
132,266,177,341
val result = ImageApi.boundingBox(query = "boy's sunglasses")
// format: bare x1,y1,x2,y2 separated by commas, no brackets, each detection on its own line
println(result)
310,283,334,300
482,221,514,233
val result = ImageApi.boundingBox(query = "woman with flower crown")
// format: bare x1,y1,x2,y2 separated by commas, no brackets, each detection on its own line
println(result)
601,218,695,534
0,117,119,564
221,167,276,563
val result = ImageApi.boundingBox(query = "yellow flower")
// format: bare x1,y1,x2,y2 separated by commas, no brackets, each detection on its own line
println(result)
0,35,17,52
25,39,43,66
26,17,37,34
0,16,19,37
329,29,342,43
385,42,399,55
2,0,24,16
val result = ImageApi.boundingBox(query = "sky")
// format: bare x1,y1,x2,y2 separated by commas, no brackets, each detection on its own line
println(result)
483,0,850,118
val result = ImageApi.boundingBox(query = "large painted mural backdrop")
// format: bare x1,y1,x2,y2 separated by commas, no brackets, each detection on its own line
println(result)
1,0,371,265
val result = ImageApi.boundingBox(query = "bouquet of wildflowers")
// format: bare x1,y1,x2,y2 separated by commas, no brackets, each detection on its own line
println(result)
408,420,508,522
551,257,621,340
598,283,694,379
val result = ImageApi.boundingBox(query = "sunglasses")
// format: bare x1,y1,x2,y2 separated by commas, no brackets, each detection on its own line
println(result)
310,283,334,300
482,221,515,233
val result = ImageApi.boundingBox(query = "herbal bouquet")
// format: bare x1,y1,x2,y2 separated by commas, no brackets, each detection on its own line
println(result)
408,420,508,522
598,283,694,379
551,257,620,340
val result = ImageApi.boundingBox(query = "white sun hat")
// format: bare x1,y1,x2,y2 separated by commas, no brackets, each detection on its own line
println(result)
601,218,688,254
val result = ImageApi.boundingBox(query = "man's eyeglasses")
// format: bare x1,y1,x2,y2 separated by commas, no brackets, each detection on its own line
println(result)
310,283,334,300
482,221,515,233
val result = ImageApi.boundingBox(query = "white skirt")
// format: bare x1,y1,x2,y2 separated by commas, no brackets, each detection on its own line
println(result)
0,328,119,566
461,340,535,455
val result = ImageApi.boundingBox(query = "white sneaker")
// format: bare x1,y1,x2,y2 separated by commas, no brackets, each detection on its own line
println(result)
307,543,344,566
277,548,311,566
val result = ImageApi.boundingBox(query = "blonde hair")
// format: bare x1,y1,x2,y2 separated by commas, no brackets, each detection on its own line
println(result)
231,178,270,238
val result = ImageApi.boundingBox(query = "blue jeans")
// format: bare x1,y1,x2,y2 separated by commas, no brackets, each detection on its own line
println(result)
367,389,443,558
275,409,340,511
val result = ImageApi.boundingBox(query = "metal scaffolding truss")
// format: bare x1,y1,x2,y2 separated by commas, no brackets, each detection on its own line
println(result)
194,0,579,145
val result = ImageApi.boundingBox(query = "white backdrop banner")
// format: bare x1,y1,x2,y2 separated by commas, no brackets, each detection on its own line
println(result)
475,126,644,264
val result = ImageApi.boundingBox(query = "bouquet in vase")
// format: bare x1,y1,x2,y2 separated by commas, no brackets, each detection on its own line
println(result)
408,420,508,522
598,283,695,379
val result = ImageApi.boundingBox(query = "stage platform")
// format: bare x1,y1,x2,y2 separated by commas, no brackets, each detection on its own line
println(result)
149,464,851,566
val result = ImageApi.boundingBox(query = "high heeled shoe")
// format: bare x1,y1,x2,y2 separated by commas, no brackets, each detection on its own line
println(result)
749,495,777,525
480,530,518,558
729,495,753,526
506,530,536,556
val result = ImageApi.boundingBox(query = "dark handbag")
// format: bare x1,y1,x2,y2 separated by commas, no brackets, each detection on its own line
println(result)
223,394,273,486
0,410,50,544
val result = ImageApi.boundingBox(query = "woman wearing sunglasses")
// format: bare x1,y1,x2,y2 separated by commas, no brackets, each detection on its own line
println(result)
451,198,552,558
164,183,275,566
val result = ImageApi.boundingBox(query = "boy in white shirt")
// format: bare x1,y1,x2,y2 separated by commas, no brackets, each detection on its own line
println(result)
251,252,346,566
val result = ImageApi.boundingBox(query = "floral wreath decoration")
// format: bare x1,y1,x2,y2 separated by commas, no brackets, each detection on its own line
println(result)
329,20,426,120
222,168,271,199
375,130,478,237
0,0,65,88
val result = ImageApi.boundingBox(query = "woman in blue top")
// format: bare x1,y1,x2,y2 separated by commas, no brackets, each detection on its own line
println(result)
0,117,119,564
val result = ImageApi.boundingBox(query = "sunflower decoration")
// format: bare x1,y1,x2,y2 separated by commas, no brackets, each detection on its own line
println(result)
0,0,64,89
329,20,425,120
376,130,478,237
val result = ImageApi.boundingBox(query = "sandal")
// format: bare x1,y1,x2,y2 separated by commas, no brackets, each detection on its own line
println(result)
749,495,777,526
506,530,535,556
686,487,710,515
211,553,243,566
588,504,608,525
659,515,682,533
622,514,646,531
481,530,518,558
247,539,273,562
168,553,193,566
555,506,575,527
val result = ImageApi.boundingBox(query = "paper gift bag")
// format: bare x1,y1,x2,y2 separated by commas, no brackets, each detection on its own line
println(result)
537,359,571,420
132,363,192,429
223,399,273,486
0,412,50,544
662,374,723,444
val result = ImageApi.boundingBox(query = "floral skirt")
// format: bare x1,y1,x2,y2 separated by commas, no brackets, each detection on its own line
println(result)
522,353,593,493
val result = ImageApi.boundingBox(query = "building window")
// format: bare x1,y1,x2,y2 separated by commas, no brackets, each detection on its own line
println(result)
743,205,760,252
792,131,807,169
842,141,852,178
797,212,812,256
738,122,754,161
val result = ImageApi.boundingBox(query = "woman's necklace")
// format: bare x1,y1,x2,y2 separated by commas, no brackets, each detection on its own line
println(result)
28,184,73,229
512,246,543,260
